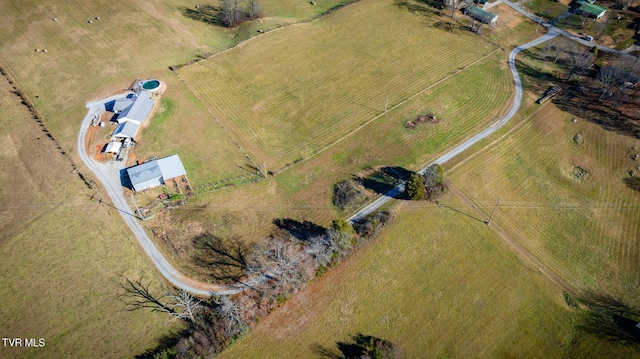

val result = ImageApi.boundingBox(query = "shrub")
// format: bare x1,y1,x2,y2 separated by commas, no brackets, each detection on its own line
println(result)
333,180,366,210
405,173,425,200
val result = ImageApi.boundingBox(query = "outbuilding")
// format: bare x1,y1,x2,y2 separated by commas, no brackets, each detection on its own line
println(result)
576,0,607,19
126,155,187,191
465,6,498,24
105,141,122,154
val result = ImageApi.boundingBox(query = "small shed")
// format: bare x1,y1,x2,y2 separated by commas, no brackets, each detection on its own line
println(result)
105,141,122,154
126,155,186,191
465,6,498,24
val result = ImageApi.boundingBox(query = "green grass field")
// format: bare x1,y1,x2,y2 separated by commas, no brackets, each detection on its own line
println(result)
448,103,640,304
178,0,496,170
216,197,582,358
0,74,177,359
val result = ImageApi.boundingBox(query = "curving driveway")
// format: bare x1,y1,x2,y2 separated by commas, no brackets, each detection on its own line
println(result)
79,30,559,294
349,31,559,223
78,94,247,296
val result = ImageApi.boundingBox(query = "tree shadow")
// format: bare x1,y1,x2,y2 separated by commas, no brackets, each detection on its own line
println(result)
551,87,640,139
180,5,224,27
192,234,248,283
273,218,327,241
394,0,441,16
577,290,640,347
623,176,640,192
312,333,401,358
135,329,190,359
359,166,413,199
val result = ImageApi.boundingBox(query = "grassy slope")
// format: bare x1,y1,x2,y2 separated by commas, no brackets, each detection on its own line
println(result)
448,102,640,304
149,49,512,274
0,76,176,358
0,0,349,182
217,196,577,358
178,0,495,169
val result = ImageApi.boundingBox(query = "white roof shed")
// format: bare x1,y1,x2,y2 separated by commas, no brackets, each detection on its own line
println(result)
105,141,122,153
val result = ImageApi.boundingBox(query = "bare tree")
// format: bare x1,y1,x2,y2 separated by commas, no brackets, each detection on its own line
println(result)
221,0,242,27
119,277,204,324
597,65,625,99
247,0,263,20
305,234,336,269
247,235,309,295
212,295,248,337
443,0,458,18
193,235,249,283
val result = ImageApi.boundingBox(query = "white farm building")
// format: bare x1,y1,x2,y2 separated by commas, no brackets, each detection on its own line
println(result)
111,91,155,140
126,155,186,191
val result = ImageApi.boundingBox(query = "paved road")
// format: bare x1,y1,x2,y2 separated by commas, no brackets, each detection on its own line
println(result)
349,31,559,223
78,94,248,296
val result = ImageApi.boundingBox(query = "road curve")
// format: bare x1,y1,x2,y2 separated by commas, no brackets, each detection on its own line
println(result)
350,31,558,223
78,95,246,296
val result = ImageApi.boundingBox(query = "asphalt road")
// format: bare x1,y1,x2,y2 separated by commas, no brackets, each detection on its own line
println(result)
349,31,559,223
78,94,247,296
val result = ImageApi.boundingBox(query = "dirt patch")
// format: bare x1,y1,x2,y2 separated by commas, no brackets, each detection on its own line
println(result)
491,3,525,32
562,163,590,182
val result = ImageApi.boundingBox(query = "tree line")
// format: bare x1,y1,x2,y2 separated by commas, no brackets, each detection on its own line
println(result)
124,213,395,358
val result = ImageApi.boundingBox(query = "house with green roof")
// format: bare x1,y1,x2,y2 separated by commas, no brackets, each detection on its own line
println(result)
464,6,498,24
576,0,607,19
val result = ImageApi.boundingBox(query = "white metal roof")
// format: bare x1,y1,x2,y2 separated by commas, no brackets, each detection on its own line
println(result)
117,91,154,124
157,155,187,180
126,155,186,188
113,121,139,138
105,141,122,153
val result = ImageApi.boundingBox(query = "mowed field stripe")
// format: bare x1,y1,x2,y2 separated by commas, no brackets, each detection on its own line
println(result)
179,0,493,169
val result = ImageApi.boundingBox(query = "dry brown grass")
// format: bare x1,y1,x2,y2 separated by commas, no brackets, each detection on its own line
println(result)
0,70,177,359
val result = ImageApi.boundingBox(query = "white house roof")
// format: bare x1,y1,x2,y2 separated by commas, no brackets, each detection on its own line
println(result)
126,155,186,188
113,98,134,113
117,91,154,124
113,121,139,138
105,141,122,153
157,155,187,180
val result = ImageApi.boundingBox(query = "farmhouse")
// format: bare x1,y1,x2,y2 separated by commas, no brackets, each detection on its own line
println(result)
115,91,154,125
465,6,498,24
576,0,607,19
112,120,140,139
126,155,186,191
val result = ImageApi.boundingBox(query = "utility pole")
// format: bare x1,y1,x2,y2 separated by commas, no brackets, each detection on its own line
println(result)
262,162,267,178
486,198,500,225
130,193,143,220
384,96,389,114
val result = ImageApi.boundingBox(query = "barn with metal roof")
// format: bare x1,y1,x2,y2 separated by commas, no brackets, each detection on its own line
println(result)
126,155,187,191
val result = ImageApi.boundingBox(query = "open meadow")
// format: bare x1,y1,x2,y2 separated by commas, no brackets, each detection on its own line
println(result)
0,70,177,358
178,0,498,170
217,196,584,358
447,101,640,304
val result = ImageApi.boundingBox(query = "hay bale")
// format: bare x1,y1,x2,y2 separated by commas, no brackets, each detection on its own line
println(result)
35,48,40,52
88,20,93,24
52,18,57,21
95,16,100,20
42,49,47,53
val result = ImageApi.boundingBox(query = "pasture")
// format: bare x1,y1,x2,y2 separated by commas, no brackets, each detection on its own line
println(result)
147,47,512,272
0,0,349,182
0,73,176,358
217,197,581,358
178,0,497,171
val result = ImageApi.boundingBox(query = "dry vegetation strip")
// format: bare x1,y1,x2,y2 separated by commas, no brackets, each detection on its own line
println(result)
179,0,494,170
216,197,577,358
0,70,175,358
448,103,640,304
